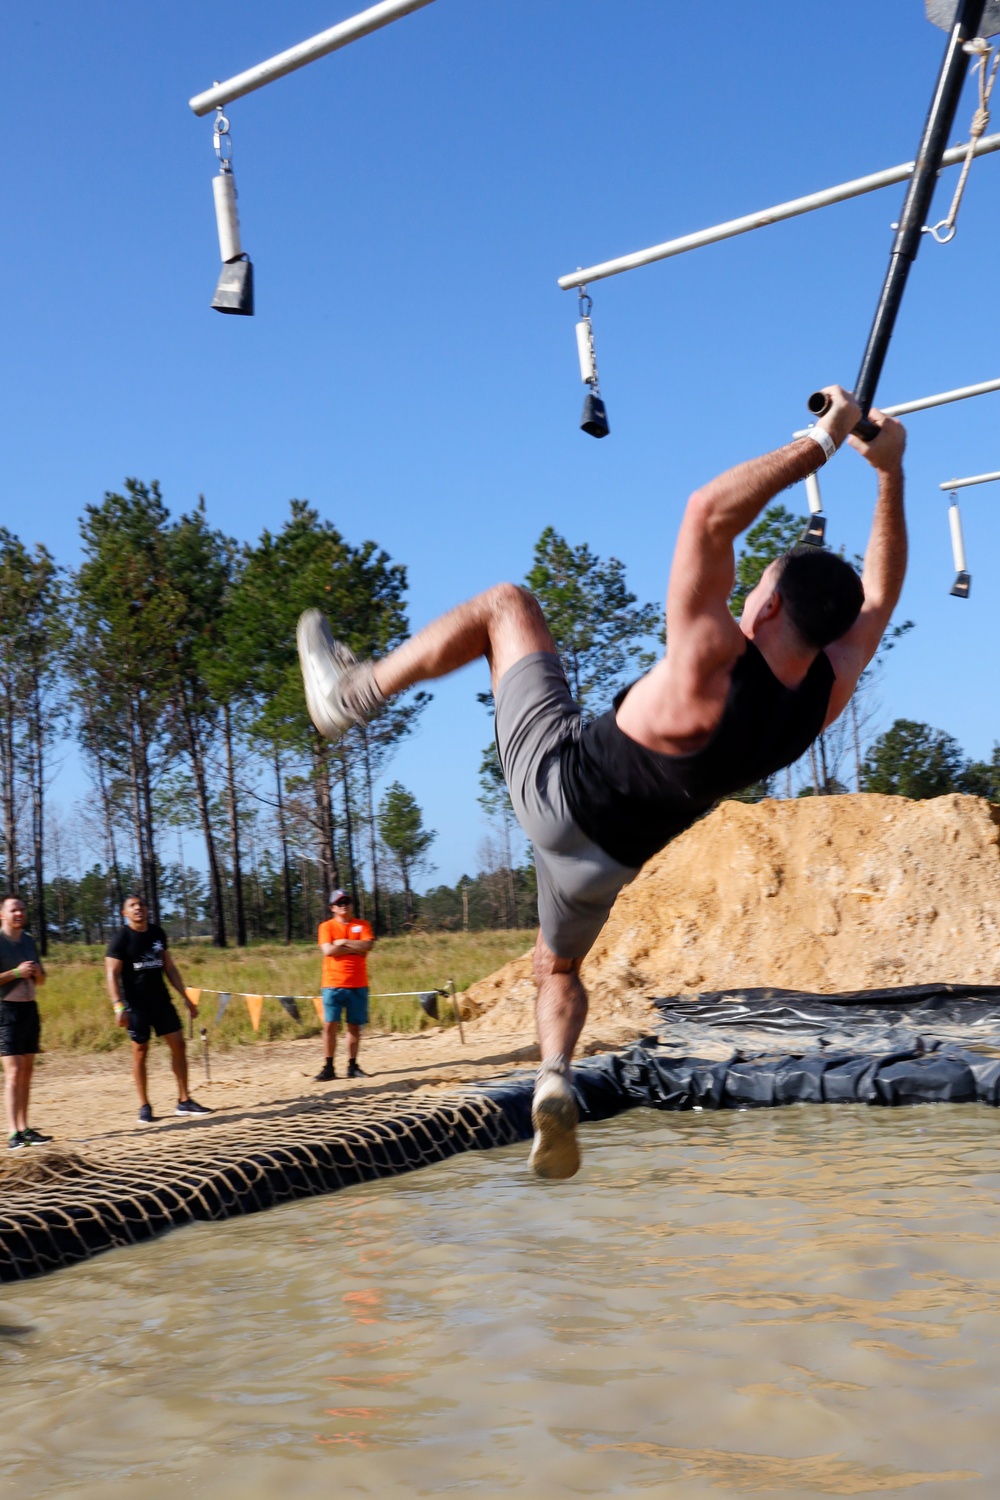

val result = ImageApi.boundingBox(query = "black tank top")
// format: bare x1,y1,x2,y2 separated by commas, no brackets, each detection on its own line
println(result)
560,641,835,868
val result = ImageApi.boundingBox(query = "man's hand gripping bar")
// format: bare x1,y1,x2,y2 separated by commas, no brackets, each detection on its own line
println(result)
807,390,880,442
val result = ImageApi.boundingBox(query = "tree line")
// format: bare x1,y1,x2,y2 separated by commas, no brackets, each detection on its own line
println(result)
6,486,982,952
0,489,661,951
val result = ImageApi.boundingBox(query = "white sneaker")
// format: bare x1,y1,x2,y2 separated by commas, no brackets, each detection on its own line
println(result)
529,1066,580,1180
297,609,362,742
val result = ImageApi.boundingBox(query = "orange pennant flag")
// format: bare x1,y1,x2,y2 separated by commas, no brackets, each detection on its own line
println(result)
312,995,325,1022
245,994,264,1032
186,988,201,1010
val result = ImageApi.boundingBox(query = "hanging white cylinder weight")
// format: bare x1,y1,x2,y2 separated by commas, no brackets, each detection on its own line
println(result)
804,471,823,516
213,170,243,263
948,500,967,572
575,319,597,385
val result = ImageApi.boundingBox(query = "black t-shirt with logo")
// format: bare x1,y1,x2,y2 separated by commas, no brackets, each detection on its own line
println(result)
106,924,172,1011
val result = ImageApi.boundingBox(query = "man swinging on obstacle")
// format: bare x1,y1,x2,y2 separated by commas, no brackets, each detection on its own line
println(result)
298,386,907,1180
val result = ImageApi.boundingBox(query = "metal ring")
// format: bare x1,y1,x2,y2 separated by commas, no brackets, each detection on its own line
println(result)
926,220,957,244
214,112,230,136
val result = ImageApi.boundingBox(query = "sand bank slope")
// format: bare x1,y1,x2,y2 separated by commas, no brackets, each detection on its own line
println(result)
464,795,1000,1033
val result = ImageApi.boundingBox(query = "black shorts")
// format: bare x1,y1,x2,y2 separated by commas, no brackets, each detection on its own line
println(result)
0,1000,41,1057
125,993,183,1045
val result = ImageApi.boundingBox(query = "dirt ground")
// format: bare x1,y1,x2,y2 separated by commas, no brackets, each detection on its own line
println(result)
12,1014,649,1162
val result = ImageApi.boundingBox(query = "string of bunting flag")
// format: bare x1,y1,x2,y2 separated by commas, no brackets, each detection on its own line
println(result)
183,981,463,1039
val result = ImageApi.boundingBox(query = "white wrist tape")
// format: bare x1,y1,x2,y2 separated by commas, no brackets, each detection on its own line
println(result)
805,426,837,464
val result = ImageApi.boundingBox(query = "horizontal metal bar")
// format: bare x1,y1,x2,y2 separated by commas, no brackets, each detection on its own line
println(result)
881,376,1000,416
189,0,438,115
939,469,1000,489
558,131,1000,290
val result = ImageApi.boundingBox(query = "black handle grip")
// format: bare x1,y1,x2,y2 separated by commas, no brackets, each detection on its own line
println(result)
805,391,880,443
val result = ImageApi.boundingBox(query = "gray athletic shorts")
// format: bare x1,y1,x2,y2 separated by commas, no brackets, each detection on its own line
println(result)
494,652,639,959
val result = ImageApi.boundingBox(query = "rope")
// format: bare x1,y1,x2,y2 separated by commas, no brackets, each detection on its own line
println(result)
929,39,1000,242
188,986,447,1001
192,987,320,1002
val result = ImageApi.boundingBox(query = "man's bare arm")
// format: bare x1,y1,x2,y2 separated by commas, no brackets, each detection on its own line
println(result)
665,386,862,667
105,956,124,1006
824,412,907,726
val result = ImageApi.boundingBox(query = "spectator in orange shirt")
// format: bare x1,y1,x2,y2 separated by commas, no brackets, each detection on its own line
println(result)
316,890,375,1082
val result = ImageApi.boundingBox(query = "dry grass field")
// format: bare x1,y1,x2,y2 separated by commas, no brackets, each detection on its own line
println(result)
36,930,535,1052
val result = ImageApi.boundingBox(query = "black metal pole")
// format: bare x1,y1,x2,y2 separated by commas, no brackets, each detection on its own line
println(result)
810,0,987,436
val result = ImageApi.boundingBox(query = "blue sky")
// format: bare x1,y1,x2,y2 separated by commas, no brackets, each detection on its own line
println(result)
2,1,998,883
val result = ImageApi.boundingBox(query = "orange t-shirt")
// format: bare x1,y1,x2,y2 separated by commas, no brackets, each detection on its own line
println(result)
319,917,374,989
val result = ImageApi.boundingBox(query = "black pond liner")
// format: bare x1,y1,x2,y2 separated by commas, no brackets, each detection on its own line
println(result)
4,984,1000,1282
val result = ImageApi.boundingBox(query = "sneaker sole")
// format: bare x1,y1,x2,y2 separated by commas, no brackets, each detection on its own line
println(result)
297,610,355,742
529,1088,581,1181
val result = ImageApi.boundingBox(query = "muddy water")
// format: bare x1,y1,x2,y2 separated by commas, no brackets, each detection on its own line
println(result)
3,1105,1000,1499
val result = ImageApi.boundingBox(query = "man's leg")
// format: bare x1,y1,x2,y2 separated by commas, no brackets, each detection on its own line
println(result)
533,935,588,1062
15,1054,34,1133
164,1031,190,1103
528,935,587,1180
3,1055,19,1139
301,584,558,737
375,583,557,698
322,1019,339,1064
131,1041,151,1105
346,1023,361,1063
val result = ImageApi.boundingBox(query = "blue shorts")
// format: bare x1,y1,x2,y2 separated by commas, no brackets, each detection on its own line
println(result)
321,986,369,1025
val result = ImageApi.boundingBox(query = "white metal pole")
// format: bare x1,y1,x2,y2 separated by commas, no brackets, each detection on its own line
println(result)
882,377,1000,417
557,131,1000,290
189,0,438,116
939,470,1000,489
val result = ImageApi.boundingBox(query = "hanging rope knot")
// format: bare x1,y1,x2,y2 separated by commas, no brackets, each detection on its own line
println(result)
970,104,990,136
926,42,998,242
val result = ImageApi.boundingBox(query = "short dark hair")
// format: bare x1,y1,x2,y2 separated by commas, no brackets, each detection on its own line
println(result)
122,894,148,908
0,894,23,908
775,545,864,648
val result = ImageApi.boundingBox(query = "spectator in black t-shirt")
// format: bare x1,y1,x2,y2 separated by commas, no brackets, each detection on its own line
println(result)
105,895,212,1125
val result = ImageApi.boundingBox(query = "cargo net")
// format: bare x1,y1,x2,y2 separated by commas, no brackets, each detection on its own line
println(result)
0,1091,518,1284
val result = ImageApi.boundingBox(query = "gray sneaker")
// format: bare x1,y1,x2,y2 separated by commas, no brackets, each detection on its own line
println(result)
528,1065,581,1180
297,609,364,743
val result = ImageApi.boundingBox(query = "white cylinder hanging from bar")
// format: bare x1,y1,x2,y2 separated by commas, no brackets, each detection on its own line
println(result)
949,499,968,572
948,496,971,598
213,171,243,263
575,319,597,384
804,471,823,516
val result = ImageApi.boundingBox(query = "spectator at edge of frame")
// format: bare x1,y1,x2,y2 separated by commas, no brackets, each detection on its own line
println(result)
0,894,51,1150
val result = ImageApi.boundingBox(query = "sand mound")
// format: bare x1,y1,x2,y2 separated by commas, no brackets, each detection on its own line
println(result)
463,794,1000,1034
